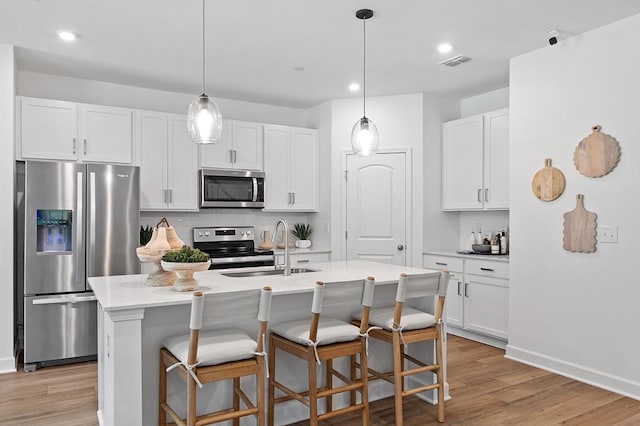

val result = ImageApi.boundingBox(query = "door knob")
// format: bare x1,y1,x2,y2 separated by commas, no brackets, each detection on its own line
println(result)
397,244,404,251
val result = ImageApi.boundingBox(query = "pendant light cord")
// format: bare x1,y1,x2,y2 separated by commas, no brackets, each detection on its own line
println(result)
202,0,206,94
362,16,366,117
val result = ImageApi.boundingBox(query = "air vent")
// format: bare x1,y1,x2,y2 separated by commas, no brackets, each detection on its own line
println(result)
439,55,472,67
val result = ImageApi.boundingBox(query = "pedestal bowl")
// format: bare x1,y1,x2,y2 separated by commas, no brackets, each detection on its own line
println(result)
160,261,210,292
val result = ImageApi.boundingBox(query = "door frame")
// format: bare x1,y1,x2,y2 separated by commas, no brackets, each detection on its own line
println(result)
340,147,413,264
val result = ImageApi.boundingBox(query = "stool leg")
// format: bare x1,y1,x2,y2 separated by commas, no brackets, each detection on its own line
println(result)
308,349,319,426
267,336,276,426
350,353,357,407
393,332,404,426
436,333,445,423
326,358,333,414
159,352,167,426
257,355,266,426
359,338,370,425
187,368,197,426
233,377,240,426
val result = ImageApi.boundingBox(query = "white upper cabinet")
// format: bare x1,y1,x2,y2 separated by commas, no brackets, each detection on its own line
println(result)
442,108,509,211
136,110,198,211
263,125,318,212
199,120,263,170
18,97,133,164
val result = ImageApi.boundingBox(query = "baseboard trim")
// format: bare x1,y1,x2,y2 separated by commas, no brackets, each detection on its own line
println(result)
506,344,640,401
447,327,507,349
0,356,17,374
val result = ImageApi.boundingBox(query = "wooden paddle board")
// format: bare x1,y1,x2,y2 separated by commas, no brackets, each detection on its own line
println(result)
563,194,597,253
531,158,565,201
573,125,621,177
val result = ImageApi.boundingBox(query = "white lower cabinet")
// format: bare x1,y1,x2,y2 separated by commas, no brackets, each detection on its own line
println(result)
424,254,509,344
136,111,198,211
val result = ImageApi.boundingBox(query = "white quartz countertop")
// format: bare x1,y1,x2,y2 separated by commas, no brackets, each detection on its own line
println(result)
89,260,437,312
423,250,510,263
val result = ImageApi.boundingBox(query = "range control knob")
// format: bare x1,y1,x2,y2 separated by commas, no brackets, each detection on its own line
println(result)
246,230,252,236
204,231,210,237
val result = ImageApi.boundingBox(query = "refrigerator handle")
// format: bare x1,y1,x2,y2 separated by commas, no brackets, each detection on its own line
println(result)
88,171,96,278
32,296,97,305
76,171,84,285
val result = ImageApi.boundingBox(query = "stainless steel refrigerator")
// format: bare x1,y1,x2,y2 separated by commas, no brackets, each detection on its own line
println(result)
18,161,139,371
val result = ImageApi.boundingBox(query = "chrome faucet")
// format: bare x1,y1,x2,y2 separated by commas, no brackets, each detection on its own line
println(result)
272,218,291,276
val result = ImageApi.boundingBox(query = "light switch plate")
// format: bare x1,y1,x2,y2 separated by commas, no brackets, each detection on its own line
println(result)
599,226,618,243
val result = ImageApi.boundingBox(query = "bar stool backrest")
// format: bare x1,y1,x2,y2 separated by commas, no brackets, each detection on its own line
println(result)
393,271,450,328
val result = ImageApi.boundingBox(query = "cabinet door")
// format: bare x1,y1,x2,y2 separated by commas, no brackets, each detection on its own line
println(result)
233,121,263,170
463,274,509,340
136,111,168,210
199,120,232,169
445,271,464,328
263,125,291,210
167,114,199,210
442,115,484,210
289,127,317,211
79,104,132,164
483,109,509,209
19,97,77,161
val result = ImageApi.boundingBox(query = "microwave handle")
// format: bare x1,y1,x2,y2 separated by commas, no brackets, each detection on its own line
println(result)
252,178,258,202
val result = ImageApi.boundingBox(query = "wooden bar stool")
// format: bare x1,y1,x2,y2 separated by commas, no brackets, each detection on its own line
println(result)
352,271,450,425
267,277,375,426
159,287,273,426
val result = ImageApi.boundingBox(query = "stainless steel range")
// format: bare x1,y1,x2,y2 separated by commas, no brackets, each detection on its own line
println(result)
192,226,275,269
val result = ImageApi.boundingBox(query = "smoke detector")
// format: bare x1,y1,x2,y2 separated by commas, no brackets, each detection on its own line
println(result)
439,55,472,67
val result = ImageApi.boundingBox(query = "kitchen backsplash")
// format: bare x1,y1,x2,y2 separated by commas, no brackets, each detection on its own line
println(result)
458,210,510,250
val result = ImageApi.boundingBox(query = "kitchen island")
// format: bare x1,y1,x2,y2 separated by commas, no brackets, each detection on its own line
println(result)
89,260,446,426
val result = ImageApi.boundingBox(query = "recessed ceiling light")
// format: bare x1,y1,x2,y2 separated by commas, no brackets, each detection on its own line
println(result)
57,30,77,42
437,43,452,53
349,83,360,92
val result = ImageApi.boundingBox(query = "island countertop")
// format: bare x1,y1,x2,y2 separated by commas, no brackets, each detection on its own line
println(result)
89,260,440,312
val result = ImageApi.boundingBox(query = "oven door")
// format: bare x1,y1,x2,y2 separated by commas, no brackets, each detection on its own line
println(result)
209,255,274,270
200,169,265,208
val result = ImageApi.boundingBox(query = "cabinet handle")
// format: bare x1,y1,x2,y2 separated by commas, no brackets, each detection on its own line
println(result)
435,262,447,266
169,189,172,204
480,267,495,272
457,281,461,296
485,188,489,202
163,189,167,203
464,282,469,297
297,259,309,264
292,192,295,205
229,150,233,163
83,138,87,155
233,150,238,163
72,138,76,154
477,188,482,203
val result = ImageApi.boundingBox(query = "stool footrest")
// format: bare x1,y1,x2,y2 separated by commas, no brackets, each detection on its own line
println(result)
318,403,366,421
402,382,440,398
401,364,439,377
317,381,363,398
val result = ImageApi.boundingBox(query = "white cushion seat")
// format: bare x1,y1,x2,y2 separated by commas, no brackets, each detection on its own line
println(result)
354,306,435,331
163,328,257,367
271,318,360,346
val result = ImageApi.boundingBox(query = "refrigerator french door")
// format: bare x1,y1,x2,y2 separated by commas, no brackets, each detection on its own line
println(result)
21,161,139,369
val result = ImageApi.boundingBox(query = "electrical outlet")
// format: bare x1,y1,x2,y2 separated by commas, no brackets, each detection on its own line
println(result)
599,226,618,243
324,222,330,233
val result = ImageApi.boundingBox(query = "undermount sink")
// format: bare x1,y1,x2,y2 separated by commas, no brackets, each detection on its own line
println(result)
221,268,319,278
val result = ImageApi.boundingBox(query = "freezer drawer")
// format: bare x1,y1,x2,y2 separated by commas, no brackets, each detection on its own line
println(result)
24,293,97,365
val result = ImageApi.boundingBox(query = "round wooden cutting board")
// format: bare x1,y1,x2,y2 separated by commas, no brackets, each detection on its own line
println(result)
531,158,566,201
573,125,621,177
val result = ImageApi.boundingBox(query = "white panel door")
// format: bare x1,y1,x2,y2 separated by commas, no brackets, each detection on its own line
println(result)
20,97,77,161
233,121,263,170
136,111,168,210
167,114,199,210
463,275,509,339
442,115,484,210
199,120,232,169
483,109,509,209
263,125,291,210
80,104,132,164
289,127,317,211
346,152,407,265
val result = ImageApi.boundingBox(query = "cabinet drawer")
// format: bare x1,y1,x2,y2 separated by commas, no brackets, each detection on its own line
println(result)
423,255,463,273
275,252,329,265
465,259,509,279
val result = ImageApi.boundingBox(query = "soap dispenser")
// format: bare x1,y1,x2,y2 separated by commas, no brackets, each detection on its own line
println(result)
467,230,476,250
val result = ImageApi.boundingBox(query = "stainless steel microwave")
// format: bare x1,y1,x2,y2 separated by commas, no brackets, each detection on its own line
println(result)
199,169,265,208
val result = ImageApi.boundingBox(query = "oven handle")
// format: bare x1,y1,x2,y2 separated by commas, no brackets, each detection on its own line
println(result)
252,178,258,202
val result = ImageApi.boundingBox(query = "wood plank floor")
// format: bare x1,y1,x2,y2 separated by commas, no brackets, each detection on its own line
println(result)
1,336,639,425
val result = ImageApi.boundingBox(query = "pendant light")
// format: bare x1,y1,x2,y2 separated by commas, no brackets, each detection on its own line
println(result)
187,0,222,144
351,9,379,156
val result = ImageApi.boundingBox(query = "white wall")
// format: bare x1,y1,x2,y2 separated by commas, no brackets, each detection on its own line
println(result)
0,44,16,372
460,87,509,117
507,14,640,399
17,71,307,126
330,93,424,266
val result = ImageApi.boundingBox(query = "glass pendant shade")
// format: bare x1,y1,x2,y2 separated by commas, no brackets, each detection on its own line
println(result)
187,94,222,144
351,117,379,156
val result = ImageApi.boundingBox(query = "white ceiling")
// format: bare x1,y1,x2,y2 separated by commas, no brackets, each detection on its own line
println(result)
2,0,640,108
